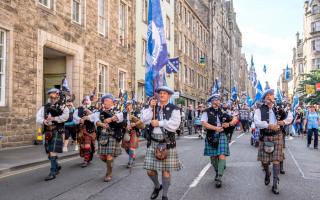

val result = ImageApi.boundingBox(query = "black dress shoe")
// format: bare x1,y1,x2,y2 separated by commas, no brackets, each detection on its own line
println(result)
272,186,280,195
56,166,62,175
151,185,162,200
215,176,222,188
280,170,285,175
162,196,168,200
264,172,271,185
45,173,56,181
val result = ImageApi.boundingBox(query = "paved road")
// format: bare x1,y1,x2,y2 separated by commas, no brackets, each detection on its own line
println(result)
0,132,319,200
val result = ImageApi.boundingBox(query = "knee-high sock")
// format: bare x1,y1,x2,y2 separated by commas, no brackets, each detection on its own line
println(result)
106,160,113,176
273,164,280,186
148,172,160,189
263,163,270,175
162,175,171,198
218,159,226,176
49,156,57,175
210,157,218,172
280,161,284,171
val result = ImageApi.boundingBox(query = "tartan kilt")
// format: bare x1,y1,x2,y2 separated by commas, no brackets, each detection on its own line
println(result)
204,133,230,157
98,131,122,157
79,130,96,147
144,134,182,172
45,130,63,154
257,133,284,163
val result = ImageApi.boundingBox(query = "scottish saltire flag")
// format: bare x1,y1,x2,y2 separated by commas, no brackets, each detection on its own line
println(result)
249,55,257,86
246,95,253,107
211,78,220,95
292,95,299,114
253,80,263,103
61,77,70,92
263,65,267,73
145,0,168,97
231,86,237,101
166,57,179,74
285,64,290,80
276,88,283,104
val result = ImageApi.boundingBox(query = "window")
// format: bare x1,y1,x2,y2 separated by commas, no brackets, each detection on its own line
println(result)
72,0,81,24
0,30,6,106
198,74,201,89
178,1,181,18
98,0,106,35
184,7,187,24
298,63,304,74
142,38,147,66
312,21,320,32
184,65,188,83
39,0,52,9
312,5,319,15
142,0,148,22
312,39,320,51
119,2,128,46
186,39,189,56
98,63,108,97
178,32,182,50
166,16,170,40
188,11,191,27
182,35,186,53
312,58,320,69
192,17,196,32
119,70,126,91
189,68,192,84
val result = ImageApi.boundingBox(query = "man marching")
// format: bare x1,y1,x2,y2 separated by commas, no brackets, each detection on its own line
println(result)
36,88,69,181
73,96,97,167
142,86,182,200
94,94,124,182
254,89,290,194
201,94,237,188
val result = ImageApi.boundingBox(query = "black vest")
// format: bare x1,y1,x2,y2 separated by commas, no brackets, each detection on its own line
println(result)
77,106,95,133
206,107,232,135
259,104,287,136
148,103,178,133
43,103,65,131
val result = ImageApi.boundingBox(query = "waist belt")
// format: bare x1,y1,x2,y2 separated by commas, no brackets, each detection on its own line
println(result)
150,135,176,149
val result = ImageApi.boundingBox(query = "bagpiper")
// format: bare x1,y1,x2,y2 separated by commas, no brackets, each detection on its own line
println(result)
73,96,97,167
93,94,124,182
142,86,182,200
201,94,237,188
36,88,69,181
254,89,291,194
122,100,145,168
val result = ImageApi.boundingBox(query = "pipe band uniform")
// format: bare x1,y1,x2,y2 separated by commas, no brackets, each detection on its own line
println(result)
36,88,69,181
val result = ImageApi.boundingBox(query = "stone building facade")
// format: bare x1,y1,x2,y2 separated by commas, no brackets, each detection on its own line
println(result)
0,0,135,148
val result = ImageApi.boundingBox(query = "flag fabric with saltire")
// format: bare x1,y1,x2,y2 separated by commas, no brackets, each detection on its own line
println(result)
263,65,267,74
285,64,290,80
166,57,179,74
145,0,168,97
276,88,283,104
61,77,70,92
246,95,253,107
292,95,299,115
211,78,220,95
231,86,237,101
253,80,263,103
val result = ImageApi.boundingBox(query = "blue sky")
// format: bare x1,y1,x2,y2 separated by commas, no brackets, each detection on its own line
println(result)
233,0,304,89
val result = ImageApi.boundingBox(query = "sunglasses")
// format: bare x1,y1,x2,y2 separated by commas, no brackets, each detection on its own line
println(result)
49,96,59,100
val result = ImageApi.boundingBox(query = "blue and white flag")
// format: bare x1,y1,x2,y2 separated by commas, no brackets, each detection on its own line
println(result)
211,78,220,95
166,57,179,74
285,64,290,80
61,77,70,92
231,86,237,101
276,88,283,104
246,95,253,107
292,95,299,114
263,64,267,73
145,0,168,97
253,80,263,103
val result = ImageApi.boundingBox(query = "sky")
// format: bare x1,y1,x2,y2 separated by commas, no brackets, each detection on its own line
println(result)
233,0,304,89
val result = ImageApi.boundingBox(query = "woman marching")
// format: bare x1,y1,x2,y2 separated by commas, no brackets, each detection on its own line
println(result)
122,100,145,168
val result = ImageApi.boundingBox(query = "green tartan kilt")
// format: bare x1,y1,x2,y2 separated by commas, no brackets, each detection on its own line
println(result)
258,133,284,163
204,133,230,157
98,131,122,157
45,130,63,154
144,134,182,172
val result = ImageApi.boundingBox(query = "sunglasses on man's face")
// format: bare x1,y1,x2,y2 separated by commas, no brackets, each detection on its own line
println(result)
49,96,59,100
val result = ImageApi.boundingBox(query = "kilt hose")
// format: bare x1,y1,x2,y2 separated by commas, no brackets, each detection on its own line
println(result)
144,133,182,172
258,132,284,163
45,130,63,154
98,131,122,157
204,133,230,157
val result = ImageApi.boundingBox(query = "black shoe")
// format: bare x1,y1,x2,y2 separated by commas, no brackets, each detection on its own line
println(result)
150,185,162,200
162,196,168,200
56,166,62,174
45,173,56,181
215,176,222,188
280,170,285,175
272,186,280,195
264,172,271,185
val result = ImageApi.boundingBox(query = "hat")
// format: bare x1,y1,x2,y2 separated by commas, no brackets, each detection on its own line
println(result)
262,89,274,100
207,93,221,102
47,88,60,95
126,100,133,105
101,93,115,103
155,86,174,95
82,96,91,104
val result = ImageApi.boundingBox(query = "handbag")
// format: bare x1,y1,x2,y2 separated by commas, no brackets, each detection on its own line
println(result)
155,143,168,161
263,141,275,154
207,132,219,149
99,132,109,146
44,131,53,142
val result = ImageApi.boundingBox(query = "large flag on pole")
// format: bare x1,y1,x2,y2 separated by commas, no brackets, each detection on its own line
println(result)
276,88,283,104
263,64,267,74
145,0,168,97
166,57,179,74
231,86,237,101
285,64,290,80
211,78,221,95
246,95,253,107
253,80,263,103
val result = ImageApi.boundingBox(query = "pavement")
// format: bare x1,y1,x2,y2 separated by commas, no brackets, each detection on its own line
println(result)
0,131,319,200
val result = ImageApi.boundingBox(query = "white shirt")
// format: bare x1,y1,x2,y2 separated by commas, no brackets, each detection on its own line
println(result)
36,106,69,124
92,107,124,125
141,105,181,134
73,107,96,125
254,107,292,129
201,111,222,126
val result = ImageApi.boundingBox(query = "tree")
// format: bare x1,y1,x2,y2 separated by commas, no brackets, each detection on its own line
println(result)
297,70,320,104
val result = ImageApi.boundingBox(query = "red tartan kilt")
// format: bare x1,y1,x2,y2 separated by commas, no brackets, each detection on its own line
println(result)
79,130,96,148
121,131,139,150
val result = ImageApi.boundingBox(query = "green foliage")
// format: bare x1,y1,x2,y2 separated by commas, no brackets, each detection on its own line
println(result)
297,70,320,104
176,97,185,106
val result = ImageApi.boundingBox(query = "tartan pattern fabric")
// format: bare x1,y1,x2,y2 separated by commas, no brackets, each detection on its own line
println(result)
257,133,284,163
204,133,230,156
45,130,63,153
144,134,182,171
79,130,96,148
121,131,139,151
98,131,122,157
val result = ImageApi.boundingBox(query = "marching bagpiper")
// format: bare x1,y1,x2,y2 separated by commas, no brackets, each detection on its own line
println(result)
122,100,145,168
254,89,291,194
93,94,124,182
73,96,97,167
201,93,237,188
142,86,182,200
36,88,69,181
